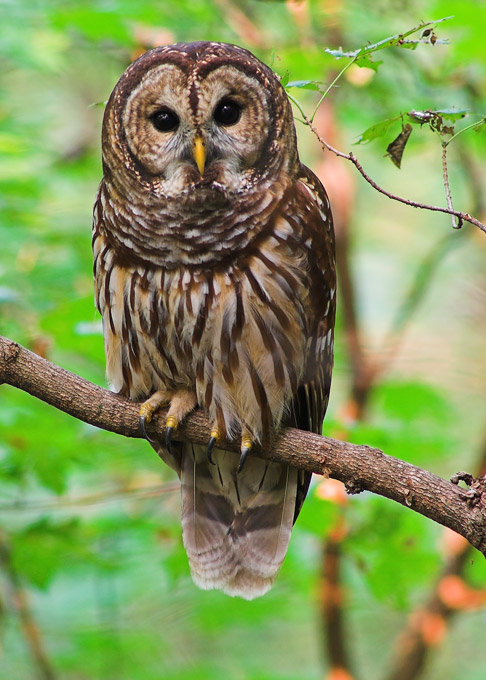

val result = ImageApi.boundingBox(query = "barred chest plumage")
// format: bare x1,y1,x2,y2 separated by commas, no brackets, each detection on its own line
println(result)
93,211,315,444
93,41,336,599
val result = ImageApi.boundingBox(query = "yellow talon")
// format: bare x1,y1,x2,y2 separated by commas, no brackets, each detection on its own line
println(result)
165,415,179,453
241,436,252,450
238,436,253,473
207,428,221,465
139,403,153,421
166,415,178,430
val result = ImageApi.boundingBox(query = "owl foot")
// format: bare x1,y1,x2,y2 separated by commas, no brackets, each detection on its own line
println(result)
139,391,171,442
164,389,197,454
238,435,253,473
207,428,221,465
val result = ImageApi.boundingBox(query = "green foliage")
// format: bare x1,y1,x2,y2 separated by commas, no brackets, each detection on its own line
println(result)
0,0,485,678
348,497,440,608
324,16,452,63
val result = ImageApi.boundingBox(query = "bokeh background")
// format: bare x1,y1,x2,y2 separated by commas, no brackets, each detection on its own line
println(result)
0,1,485,679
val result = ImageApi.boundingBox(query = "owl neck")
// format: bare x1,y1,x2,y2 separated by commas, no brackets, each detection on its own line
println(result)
97,175,292,270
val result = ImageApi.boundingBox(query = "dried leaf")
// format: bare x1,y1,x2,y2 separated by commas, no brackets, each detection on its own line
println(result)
386,123,413,168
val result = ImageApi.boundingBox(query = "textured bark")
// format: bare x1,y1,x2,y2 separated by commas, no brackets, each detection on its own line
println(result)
1,335,486,556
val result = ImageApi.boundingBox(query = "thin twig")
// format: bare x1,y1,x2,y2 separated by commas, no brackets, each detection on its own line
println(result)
304,116,486,234
442,142,462,229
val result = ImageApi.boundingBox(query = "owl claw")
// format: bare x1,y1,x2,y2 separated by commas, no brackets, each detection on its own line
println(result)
165,427,173,453
139,392,170,444
207,429,221,465
139,413,157,444
207,437,217,465
165,415,178,454
238,436,253,473
139,414,149,440
238,447,251,473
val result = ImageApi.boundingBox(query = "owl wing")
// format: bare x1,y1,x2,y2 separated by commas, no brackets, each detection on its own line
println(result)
289,165,336,520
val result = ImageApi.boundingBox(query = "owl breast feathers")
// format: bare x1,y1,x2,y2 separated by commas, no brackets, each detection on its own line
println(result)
93,41,336,599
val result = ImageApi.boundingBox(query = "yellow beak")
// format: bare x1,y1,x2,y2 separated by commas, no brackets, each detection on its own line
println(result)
193,136,206,175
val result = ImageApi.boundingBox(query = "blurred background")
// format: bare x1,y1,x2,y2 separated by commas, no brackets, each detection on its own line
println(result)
0,1,485,679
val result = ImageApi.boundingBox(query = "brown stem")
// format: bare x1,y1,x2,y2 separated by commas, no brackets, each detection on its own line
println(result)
305,117,486,234
441,143,462,229
0,536,57,680
320,528,355,679
1,335,486,555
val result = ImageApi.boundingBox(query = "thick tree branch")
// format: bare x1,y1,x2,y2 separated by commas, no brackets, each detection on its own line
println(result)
1,335,486,556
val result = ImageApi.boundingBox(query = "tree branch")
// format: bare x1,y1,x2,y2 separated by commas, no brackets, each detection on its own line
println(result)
441,142,462,230
1,335,486,556
304,117,486,235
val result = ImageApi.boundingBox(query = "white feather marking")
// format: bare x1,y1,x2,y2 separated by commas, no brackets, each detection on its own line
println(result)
182,270,191,289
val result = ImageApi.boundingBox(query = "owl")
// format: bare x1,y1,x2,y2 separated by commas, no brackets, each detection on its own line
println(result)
93,42,335,599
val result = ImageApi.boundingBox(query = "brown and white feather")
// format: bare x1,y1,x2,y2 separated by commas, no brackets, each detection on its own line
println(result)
93,41,335,599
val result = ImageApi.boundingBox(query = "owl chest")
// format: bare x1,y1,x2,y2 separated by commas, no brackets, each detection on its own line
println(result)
95,243,309,428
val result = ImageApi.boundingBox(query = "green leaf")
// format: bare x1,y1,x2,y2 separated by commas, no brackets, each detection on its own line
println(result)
474,117,486,131
285,79,322,91
435,108,469,121
355,54,383,71
356,115,401,144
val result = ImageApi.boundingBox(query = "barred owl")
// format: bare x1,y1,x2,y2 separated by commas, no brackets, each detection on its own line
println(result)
93,42,335,599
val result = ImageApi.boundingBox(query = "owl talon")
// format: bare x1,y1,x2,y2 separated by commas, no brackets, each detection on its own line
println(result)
238,447,251,473
139,392,171,443
207,429,221,465
207,437,217,465
139,414,150,440
165,428,173,453
238,437,253,473
165,415,178,454
139,412,157,444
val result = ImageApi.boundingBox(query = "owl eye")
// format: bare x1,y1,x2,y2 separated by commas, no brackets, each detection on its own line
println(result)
213,99,241,126
151,108,180,132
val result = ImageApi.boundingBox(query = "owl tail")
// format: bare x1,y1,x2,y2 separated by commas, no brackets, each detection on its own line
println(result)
174,442,298,600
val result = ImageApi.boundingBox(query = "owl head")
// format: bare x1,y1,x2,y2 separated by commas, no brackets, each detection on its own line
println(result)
102,42,299,205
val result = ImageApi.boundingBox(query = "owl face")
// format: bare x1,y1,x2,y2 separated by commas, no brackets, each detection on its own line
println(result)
103,42,298,203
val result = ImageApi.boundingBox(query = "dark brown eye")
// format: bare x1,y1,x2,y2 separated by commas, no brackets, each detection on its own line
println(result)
214,99,241,126
151,108,179,132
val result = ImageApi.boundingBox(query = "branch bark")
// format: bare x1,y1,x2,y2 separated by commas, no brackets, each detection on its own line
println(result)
1,335,486,556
